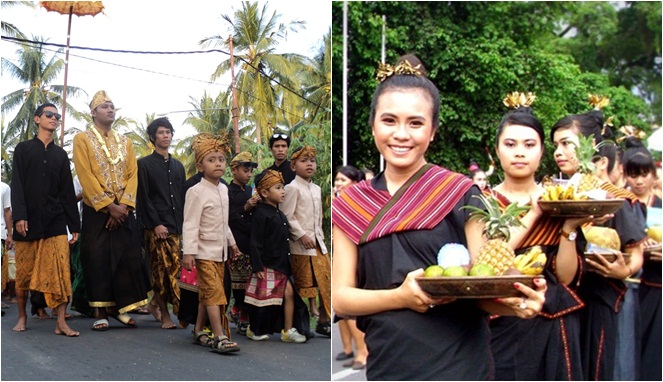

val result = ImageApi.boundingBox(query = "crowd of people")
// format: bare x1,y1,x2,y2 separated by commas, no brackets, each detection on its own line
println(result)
331,54,661,381
0,91,331,354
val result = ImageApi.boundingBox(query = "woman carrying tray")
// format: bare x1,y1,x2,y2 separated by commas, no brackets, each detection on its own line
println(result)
331,54,547,381
550,101,646,381
486,93,597,380
622,137,661,381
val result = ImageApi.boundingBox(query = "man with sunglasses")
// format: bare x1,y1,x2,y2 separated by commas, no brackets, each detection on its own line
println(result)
267,132,296,185
10,102,80,336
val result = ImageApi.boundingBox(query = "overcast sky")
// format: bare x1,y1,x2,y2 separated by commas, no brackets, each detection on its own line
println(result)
0,0,331,142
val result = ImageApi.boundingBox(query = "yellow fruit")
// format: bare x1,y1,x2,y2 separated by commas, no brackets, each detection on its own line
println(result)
469,263,495,277
647,226,662,243
583,226,621,250
443,266,468,277
563,186,574,200
424,265,445,277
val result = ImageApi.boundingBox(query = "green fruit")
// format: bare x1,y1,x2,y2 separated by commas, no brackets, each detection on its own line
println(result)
424,265,445,277
443,265,468,277
469,263,495,277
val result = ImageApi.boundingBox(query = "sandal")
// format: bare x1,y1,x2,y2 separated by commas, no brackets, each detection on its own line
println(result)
108,313,137,328
193,331,213,347
92,319,109,331
210,335,240,354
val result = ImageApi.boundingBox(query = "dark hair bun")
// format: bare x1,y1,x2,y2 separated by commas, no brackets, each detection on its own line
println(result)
397,54,428,76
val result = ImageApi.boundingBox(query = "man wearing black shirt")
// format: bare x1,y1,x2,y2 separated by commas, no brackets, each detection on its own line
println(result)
137,117,185,330
11,102,80,336
267,132,296,185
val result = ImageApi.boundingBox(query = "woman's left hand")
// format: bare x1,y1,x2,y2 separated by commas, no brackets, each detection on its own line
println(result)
585,252,631,279
497,277,547,319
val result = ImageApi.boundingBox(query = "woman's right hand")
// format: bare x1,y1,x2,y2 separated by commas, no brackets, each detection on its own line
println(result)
398,268,455,313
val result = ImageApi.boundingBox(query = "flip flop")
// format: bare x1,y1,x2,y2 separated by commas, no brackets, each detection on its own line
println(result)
109,313,137,328
92,319,109,331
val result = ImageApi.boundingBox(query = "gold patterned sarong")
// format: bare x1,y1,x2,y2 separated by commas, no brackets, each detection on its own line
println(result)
290,245,331,318
14,235,71,308
144,231,181,314
195,259,230,339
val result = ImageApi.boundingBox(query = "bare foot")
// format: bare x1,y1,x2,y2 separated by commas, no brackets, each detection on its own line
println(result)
161,319,177,329
145,303,161,322
310,305,320,318
36,308,52,320
13,316,27,331
55,323,80,337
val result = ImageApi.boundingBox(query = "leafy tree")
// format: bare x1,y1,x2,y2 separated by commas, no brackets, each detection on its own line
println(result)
1,1,32,39
1,38,86,143
332,1,657,183
199,1,306,145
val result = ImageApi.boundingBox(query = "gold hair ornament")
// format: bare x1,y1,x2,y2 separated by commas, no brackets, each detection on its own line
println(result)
616,125,647,143
376,60,423,82
588,94,610,110
90,127,123,165
502,91,536,109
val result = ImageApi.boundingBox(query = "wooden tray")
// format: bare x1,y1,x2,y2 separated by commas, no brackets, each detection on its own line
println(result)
645,244,662,261
416,275,543,299
538,199,624,217
585,252,631,263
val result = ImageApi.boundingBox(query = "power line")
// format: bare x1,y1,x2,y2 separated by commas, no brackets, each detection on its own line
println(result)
2,37,315,123
1,35,327,110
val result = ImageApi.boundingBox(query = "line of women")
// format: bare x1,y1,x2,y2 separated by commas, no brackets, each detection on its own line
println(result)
331,53,660,380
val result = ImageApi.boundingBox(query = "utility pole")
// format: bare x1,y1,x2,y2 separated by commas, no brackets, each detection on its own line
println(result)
229,34,240,153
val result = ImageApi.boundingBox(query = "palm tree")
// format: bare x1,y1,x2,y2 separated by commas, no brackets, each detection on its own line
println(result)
1,37,86,143
199,1,306,145
125,113,156,159
301,29,331,124
176,91,233,176
1,1,33,39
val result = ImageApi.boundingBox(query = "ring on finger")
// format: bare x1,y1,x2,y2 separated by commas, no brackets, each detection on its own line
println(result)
518,299,527,310
429,304,435,309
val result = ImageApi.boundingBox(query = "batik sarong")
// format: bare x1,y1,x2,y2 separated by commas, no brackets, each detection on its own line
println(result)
14,235,71,308
144,230,181,314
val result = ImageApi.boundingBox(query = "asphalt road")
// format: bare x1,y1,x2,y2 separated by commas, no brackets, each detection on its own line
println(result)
1,304,331,381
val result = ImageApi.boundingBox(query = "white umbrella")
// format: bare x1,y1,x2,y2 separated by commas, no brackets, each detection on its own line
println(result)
648,127,662,152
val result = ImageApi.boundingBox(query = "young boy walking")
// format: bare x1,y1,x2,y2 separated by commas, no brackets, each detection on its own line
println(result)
245,170,307,343
227,151,259,334
281,146,331,336
182,133,240,354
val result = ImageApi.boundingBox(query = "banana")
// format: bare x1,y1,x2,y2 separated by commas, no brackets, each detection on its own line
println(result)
550,186,559,201
513,254,528,270
521,263,545,275
563,186,574,200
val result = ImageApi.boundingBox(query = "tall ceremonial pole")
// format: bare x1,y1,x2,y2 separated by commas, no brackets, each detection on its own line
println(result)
342,1,348,166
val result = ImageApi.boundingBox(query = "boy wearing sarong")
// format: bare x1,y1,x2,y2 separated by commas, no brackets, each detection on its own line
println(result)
281,146,332,336
182,133,241,354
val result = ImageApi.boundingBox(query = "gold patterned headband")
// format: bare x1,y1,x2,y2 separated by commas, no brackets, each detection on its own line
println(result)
291,145,316,161
503,91,536,109
192,133,229,163
588,94,610,110
376,60,423,82
256,170,284,193
90,90,112,111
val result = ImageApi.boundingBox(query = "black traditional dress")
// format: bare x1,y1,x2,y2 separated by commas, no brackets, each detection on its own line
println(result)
333,164,491,381
639,196,661,381
577,183,647,381
488,190,585,381
227,181,254,313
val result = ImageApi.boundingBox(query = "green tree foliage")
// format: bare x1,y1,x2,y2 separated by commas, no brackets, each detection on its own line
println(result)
1,39,86,144
332,1,658,182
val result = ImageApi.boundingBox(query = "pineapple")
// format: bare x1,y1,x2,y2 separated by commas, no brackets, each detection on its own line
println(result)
571,134,611,193
461,195,530,275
